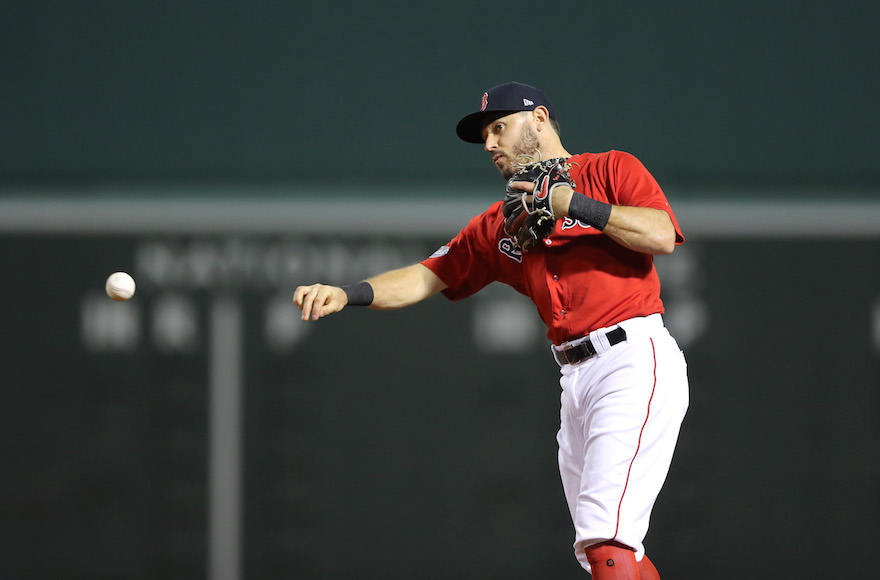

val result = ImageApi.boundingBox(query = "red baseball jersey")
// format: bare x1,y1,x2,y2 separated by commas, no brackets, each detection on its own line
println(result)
421,150,684,345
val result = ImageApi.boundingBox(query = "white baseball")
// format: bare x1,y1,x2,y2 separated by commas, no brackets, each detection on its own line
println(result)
105,271,136,301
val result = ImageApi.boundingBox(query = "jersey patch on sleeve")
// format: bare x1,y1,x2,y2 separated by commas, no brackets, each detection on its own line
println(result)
429,245,450,258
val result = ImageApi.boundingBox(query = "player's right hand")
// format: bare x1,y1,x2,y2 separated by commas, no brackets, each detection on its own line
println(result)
293,284,347,321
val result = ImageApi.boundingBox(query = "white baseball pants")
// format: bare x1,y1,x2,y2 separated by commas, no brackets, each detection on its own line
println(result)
554,314,689,573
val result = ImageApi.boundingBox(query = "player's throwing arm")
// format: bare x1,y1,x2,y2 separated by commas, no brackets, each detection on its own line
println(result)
293,263,448,321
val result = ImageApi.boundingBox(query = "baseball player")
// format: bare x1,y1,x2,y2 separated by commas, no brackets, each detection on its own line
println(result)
294,81,689,579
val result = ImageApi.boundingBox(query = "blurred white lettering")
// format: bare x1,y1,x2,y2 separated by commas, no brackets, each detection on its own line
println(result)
152,295,200,353
81,292,140,351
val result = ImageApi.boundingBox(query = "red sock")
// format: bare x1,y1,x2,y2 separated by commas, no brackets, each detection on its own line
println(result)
583,541,639,580
637,554,661,580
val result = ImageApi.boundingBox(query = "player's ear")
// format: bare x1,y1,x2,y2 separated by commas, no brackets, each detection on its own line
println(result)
533,106,551,132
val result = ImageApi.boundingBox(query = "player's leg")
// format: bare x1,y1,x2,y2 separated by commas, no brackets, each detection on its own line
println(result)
568,322,688,572
583,540,640,579
583,541,662,579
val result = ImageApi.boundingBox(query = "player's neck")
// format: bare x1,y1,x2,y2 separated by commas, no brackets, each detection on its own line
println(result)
540,146,572,160
537,136,571,160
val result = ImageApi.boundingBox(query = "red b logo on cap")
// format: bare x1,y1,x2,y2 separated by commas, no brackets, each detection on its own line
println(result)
480,92,488,111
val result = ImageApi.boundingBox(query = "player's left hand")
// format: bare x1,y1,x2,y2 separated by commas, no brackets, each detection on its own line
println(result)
501,158,576,250
507,180,575,218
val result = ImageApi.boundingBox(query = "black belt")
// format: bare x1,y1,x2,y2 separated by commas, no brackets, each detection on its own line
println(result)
553,327,627,366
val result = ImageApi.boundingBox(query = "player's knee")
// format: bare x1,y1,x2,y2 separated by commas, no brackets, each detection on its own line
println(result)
583,540,638,579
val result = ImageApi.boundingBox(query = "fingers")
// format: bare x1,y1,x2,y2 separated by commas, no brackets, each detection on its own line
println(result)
296,285,324,321
293,284,341,321
504,207,529,236
508,180,535,193
501,193,524,219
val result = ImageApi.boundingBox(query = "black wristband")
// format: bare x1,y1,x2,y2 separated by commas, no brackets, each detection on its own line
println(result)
568,193,612,231
340,281,374,306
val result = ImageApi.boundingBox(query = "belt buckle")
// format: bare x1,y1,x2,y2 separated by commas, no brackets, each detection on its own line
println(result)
558,347,574,366
553,346,571,366
556,340,591,366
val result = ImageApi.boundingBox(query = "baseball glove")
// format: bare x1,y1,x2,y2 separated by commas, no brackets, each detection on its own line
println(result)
501,157,575,251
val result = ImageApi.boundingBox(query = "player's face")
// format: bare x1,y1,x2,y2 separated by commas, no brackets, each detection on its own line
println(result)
482,112,540,179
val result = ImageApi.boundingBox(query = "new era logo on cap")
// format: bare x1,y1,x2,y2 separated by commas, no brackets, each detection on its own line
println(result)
456,81,556,143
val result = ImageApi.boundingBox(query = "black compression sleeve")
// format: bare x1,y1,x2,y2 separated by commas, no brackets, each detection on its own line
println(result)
568,193,613,231
340,282,374,306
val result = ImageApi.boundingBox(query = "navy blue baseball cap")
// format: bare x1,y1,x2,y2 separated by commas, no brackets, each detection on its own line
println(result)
456,81,556,143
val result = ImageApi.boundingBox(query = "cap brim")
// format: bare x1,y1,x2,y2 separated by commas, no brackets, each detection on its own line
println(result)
455,110,517,144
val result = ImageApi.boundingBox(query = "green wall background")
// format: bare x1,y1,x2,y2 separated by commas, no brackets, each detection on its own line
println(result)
2,0,878,194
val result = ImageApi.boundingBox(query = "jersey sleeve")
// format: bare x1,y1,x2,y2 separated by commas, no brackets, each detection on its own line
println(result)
420,202,507,301
608,150,685,244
